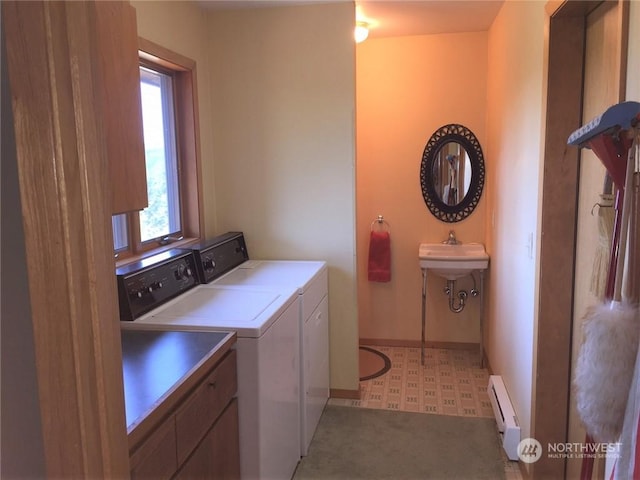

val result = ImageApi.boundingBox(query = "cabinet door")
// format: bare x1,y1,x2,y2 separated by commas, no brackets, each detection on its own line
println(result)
210,399,240,479
94,1,148,214
130,418,177,480
175,350,237,465
175,399,240,480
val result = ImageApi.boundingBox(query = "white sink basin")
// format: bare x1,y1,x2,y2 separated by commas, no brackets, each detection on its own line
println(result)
419,243,489,280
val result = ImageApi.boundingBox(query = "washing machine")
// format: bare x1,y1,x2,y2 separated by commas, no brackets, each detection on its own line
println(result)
189,232,329,455
117,249,301,480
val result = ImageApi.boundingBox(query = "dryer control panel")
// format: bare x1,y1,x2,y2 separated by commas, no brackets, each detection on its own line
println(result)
116,249,198,321
190,231,249,284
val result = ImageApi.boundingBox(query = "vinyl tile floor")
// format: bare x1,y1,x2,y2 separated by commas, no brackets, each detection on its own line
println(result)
328,345,523,480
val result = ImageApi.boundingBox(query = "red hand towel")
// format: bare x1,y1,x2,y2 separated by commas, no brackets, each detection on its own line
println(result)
368,230,391,282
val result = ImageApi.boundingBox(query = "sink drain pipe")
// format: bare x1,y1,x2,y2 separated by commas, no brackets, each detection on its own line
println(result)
444,275,481,313
444,280,467,313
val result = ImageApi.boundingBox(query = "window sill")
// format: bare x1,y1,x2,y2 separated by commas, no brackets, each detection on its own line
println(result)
115,237,200,269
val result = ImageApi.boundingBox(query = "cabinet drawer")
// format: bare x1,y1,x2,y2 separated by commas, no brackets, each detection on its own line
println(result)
130,416,177,480
175,349,237,464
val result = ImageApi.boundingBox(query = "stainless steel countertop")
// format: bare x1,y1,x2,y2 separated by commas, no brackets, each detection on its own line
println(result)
121,329,235,435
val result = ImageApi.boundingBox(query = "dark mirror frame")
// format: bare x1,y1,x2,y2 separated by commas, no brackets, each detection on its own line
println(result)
420,124,485,223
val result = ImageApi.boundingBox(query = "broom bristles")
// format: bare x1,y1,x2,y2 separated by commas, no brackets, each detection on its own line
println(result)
574,301,640,443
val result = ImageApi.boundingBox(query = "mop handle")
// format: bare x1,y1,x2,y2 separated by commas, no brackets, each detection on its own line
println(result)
625,136,640,304
606,190,624,299
612,144,635,301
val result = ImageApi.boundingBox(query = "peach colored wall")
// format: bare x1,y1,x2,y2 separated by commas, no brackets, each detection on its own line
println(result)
356,32,488,345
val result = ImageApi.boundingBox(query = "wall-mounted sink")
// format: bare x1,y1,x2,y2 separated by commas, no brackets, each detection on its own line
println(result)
418,243,489,280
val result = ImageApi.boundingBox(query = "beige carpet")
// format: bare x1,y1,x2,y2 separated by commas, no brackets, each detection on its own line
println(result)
293,405,505,480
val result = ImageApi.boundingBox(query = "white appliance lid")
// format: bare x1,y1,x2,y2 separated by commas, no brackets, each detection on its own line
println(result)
214,260,326,293
124,285,298,338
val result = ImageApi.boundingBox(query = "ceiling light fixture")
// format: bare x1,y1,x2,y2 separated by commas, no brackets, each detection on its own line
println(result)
355,21,369,43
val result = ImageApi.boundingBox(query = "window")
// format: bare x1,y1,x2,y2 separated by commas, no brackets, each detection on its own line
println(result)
113,40,202,259
139,65,181,242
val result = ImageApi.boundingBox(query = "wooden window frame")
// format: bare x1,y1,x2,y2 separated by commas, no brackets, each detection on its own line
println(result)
116,38,204,262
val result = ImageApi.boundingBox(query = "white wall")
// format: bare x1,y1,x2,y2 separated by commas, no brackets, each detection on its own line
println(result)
485,0,546,441
208,3,359,392
604,3,640,478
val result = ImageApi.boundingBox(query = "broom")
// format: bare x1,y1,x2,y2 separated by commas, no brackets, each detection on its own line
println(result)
574,131,640,480
574,144,638,443
568,103,640,480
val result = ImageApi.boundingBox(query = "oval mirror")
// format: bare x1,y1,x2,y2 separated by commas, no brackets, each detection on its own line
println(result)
420,124,485,223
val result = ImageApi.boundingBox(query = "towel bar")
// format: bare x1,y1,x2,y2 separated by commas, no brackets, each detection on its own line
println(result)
370,215,390,232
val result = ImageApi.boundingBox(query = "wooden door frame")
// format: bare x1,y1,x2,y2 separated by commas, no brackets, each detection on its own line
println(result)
535,1,628,478
2,1,129,477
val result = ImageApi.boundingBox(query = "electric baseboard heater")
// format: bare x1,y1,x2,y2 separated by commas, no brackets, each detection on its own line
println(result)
488,375,520,461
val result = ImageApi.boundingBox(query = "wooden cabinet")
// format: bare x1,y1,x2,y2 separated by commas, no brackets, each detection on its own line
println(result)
175,351,238,465
130,418,177,480
94,1,148,214
129,350,240,479
175,400,240,480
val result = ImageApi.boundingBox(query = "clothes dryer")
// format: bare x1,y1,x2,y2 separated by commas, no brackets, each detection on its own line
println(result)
190,233,329,455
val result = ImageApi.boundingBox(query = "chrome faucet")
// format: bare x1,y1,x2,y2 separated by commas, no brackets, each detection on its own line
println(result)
443,230,459,245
